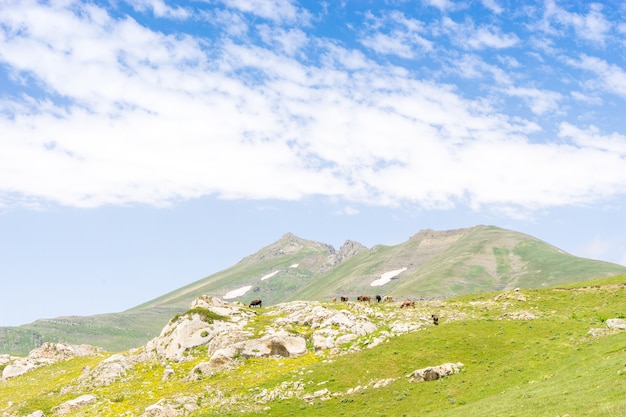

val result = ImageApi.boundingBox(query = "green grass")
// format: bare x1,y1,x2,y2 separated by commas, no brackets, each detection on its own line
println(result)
2,275,626,417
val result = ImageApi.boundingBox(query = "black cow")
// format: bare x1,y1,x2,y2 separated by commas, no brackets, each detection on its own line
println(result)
432,314,439,325
249,299,262,307
375,295,382,303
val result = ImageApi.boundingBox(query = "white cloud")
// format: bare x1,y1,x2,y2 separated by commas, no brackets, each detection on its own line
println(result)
559,123,626,156
1,0,626,216
360,11,432,58
128,0,190,19
441,17,519,49
219,0,309,25
543,0,611,46
569,55,626,98
505,86,563,115
481,0,503,14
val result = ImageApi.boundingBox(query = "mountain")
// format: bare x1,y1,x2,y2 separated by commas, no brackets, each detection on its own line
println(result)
1,225,625,355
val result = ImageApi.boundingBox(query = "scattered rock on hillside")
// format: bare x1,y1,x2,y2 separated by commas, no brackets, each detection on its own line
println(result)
141,396,200,417
1,343,102,381
606,318,626,330
51,394,97,415
209,330,307,361
406,362,464,382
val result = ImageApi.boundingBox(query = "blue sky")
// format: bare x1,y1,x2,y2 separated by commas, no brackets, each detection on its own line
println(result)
1,0,626,326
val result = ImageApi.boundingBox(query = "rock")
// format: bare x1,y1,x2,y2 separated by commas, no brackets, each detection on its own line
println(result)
606,318,626,330
1,343,101,381
406,362,464,382
501,310,536,320
79,353,135,386
141,397,199,417
145,297,252,362
24,411,45,417
51,394,97,415
208,330,307,367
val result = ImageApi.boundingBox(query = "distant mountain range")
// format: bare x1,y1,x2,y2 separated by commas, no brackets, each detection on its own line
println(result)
2,225,625,355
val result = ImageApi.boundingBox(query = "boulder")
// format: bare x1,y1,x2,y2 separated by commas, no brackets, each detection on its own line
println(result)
406,362,464,382
79,353,135,386
141,396,199,417
606,318,626,330
51,394,97,415
1,343,101,381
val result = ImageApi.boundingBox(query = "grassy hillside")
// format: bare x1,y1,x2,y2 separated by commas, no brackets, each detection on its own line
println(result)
2,226,625,356
291,225,626,300
2,275,625,416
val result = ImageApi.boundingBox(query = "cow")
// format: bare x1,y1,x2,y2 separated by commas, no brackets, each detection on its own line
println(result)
340,296,349,302
375,295,382,303
432,314,439,325
383,295,394,302
357,295,371,302
400,300,415,308
332,297,337,302
249,299,262,307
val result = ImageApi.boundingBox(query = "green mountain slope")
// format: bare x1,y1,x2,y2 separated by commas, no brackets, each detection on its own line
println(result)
2,275,626,417
290,225,626,300
1,225,625,355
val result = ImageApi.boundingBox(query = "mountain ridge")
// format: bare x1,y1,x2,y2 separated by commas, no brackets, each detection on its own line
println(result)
1,224,625,355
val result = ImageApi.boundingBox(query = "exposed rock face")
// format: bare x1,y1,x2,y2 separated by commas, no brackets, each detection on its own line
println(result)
326,240,367,265
1,343,101,381
210,330,307,361
270,302,377,351
406,362,464,382
79,353,136,386
144,296,254,362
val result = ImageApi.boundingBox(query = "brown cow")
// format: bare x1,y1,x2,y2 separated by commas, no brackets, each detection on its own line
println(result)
357,295,371,302
332,297,337,302
432,314,439,325
340,296,349,302
383,295,394,302
249,299,262,307
400,300,415,308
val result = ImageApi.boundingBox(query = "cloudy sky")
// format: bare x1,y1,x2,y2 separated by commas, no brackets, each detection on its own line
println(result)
1,0,626,326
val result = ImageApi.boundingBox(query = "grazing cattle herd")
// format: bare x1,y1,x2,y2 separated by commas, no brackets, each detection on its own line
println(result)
246,294,440,325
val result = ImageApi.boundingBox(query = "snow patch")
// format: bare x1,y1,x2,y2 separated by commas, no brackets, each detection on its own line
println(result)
261,271,281,281
289,264,299,268
223,286,253,299
370,267,407,287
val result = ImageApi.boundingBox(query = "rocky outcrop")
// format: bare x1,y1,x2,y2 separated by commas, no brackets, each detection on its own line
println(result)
326,240,367,265
1,343,101,381
270,302,378,352
78,353,136,387
406,362,464,382
51,394,97,415
145,296,254,362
